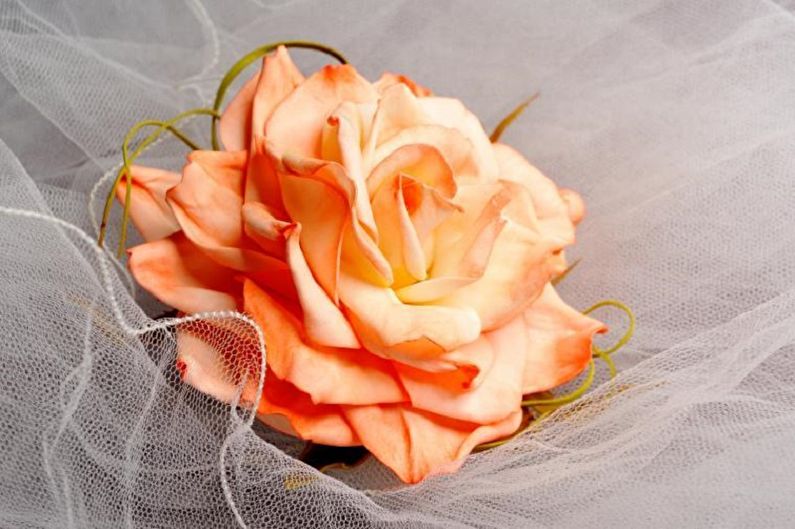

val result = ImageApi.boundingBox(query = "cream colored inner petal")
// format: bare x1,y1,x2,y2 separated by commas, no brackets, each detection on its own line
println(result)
322,103,378,238
362,83,432,173
371,125,480,185
338,272,481,354
371,173,428,285
417,96,499,182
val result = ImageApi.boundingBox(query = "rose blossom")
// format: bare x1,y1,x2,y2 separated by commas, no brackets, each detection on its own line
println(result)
120,46,605,483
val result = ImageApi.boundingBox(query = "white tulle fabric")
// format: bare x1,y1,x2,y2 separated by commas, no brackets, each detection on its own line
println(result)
1,1,794,527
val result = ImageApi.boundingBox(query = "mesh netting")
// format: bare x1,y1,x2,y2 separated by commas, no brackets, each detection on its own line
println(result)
1,0,794,527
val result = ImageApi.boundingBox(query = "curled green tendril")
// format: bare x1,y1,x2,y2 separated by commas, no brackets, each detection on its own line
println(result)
474,410,551,452
210,40,347,150
523,359,597,408
475,299,635,451
583,299,636,356
489,92,540,143
596,350,618,379
97,108,219,256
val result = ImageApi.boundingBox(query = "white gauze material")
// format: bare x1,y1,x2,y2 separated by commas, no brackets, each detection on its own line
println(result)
0,0,794,527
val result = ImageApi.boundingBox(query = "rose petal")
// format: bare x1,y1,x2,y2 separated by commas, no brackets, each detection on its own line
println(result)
521,284,607,394
493,143,576,247
372,125,480,183
338,272,481,366
559,187,585,225
241,201,290,259
266,64,378,159
250,46,305,139
340,218,395,287
418,97,499,182
367,143,456,199
370,173,428,284
175,324,261,406
244,279,405,405
397,311,526,424
167,150,247,247
430,183,509,281
278,158,350,300
218,72,258,153
364,84,431,165
115,164,181,241
343,404,522,483
128,232,238,313
281,154,393,290
167,150,295,299
219,45,305,151
395,276,475,304
245,135,287,215
322,103,378,237
373,73,432,97
257,371,360,446
438,219,554,331
283,225,361,349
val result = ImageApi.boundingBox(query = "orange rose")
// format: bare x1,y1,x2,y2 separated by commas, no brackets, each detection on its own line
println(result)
120,46,605,483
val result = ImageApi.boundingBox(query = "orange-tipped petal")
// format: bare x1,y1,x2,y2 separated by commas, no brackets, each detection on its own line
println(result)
244,280,405,405
250,46,305,139
343,404,522,483
218,72,259,152
418,97,499,182
167,150,247,248
430,183,509,281
283,225,360,349
521,284,606,394
372,125,480,184
266,64,378,159
282,154,393,290
370,173,428,284
438,219,552,331
128,232,238,313
397,312,526,424
219,45,305,151
258,371,360,446
278,159,349,300
175,325,260,406
167,150,295,299
364,84,431,164
493,143,576,247
245,135,287,215
559,188,585,225
322,103,378,236
366,143,456,199
338,272,481,365
115,164,181,241
241,201,290,259
373,73,432,97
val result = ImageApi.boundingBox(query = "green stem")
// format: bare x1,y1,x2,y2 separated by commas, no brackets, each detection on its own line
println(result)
523,360,596,407
475,410,551,451
551,258,581,286
596,351,618,379
489,92,539,143
584,299,636,356
210,40,347,150
476,299,635,451
97,107,219,255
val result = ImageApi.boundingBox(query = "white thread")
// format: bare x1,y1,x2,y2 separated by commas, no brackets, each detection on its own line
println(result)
0,205,267,529
178,0,221,98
